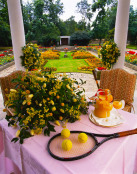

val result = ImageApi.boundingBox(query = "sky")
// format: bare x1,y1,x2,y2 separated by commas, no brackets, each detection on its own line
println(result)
22,0,137,22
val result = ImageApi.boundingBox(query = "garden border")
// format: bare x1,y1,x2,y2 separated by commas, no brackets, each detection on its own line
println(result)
0,61,15,72
124,62,137,71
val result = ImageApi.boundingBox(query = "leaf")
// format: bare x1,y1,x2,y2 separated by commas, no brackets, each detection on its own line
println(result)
44,129,50,136
11,137,19,143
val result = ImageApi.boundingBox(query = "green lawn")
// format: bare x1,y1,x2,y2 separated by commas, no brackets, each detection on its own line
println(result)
45,52,92,73
126,45,137,50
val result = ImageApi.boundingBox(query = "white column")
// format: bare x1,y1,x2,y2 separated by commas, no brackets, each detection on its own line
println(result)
7,0,25,70
113,0,130,69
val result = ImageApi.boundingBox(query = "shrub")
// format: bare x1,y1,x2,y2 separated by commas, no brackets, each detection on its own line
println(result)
70,31,91,46
38,35,60,47
5,70,88,144
99,40,120,69
20,43,42,71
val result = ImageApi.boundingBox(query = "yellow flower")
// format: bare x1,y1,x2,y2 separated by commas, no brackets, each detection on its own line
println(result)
60,109,64,113
27,101,31,105
52,107,56,111
16,130,20,137
43,83,46,88
22,100,26,105
30,129,35,136
54,120,60,126
26,90,30,94
49,91,52,95
10,89,17,93
61,103,64,106
56,95,60,99
73,99,77,102
28,94,34,99
66,84,70,89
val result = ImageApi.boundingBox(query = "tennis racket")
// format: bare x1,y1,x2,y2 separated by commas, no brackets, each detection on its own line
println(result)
47,129,137,161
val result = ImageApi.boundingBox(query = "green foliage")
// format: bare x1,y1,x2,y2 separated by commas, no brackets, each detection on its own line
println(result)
70,31,91,46
20,43,41,70
0,0,11,46
5,70,88,143
99,40,120,69
76,0,92,25
128,6,137,44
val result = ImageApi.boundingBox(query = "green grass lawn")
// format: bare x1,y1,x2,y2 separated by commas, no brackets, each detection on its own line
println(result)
45,52,92,73
126,45,137,50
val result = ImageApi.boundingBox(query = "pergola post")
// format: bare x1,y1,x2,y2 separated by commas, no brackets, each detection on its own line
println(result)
113,0,130,69
7,0,25,70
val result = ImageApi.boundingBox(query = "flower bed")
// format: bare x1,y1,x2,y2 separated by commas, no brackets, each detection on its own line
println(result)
126,50,137,55
0,55,14,66
72,51,93,59
5,70,88,144
125,53,137,66
41,50,60,59
76,46,101,51
78,55,105,71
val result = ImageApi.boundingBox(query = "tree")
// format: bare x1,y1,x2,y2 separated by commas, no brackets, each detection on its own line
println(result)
76,0,92,27
64,16,78,35
43,0,63,25
128,6,137,44
91,15,109,45
0,0,11,46
70,31,91,46
90,0,117,44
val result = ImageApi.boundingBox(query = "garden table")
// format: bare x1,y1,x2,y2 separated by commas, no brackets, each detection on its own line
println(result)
0,106,137,174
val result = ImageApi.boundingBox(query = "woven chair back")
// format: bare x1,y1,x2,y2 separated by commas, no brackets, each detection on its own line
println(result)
100,68,136,105
0,70,25,105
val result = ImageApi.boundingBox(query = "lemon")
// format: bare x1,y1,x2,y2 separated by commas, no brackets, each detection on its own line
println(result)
78,133,88,143
61,128,70,138
62,139,72,151
113,101,123,109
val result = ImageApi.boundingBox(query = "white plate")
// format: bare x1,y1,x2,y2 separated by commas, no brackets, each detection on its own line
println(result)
89,108,124,127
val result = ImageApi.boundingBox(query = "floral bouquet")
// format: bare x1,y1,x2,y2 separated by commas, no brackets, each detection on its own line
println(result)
20,43,43,71
5,70,88,144
99,40,120,69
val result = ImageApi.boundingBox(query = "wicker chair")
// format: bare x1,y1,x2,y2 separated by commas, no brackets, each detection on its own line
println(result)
0,70,25,116
99,68,136,112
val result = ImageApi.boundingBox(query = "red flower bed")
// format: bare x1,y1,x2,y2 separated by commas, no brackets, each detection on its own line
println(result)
97,67,106,70
126,50,137,55
0,54,5,57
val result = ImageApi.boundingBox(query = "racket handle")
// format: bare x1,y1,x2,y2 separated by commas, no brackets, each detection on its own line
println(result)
117,128,137,137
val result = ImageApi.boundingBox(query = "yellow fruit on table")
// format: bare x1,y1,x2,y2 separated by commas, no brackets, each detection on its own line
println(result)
78,133,88,143
113,101,123,109
62,139,72,151
61,128,70,138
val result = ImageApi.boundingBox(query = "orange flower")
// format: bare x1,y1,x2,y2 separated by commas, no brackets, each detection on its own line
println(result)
27,102,31,105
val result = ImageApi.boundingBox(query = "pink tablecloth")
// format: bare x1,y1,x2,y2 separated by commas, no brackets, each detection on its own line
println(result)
1,106,137,174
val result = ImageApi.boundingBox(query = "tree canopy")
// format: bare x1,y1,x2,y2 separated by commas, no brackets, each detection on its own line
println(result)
0,0,137,46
